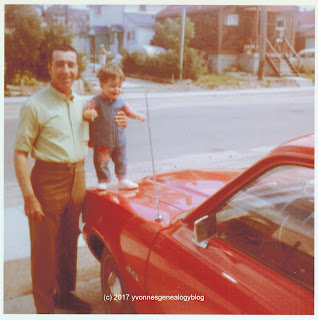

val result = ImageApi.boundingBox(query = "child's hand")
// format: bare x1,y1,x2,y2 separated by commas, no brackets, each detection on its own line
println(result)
83,109,98,121
137,114,146,122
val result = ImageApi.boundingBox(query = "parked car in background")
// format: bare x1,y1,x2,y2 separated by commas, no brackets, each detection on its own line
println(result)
81,134,314,314
141,45,166,56
293,48,315,73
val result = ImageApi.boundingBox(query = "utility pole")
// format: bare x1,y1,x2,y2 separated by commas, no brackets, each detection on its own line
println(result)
65,5,68,27
179,8,186,80
258,6,267,81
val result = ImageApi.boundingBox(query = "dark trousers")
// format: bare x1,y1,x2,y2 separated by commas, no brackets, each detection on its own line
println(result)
29,160,86,313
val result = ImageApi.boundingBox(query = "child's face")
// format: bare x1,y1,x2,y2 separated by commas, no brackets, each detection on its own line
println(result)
100,77,122,100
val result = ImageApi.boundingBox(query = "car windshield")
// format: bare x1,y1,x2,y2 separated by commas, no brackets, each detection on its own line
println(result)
216,165,314,291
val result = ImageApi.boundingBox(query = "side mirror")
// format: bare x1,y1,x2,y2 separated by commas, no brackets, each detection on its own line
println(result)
193,214,216,249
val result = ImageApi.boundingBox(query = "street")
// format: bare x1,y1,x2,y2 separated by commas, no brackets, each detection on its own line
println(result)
3,86,315,314
4,87,314,208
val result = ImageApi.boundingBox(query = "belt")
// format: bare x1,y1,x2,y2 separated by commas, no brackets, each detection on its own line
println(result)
35,159,84,169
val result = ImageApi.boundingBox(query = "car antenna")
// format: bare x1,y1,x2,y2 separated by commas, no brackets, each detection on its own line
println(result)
145,93,162,222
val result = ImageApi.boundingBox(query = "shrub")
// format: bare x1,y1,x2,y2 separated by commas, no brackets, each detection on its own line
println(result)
121,49,205,81
122,50,179,79
12,71,38,86
182,48,207,80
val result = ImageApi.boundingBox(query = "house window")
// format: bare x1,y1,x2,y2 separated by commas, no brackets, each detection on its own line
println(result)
276,17,286,30
225,14,239,26
275,17,286,41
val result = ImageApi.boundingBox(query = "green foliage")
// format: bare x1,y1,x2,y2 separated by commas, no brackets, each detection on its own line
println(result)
197,74,245,89
123,16,206,80
12,71,38,86
121,49,179,79
5,5,87,84
5,5,43,84
151,17,195,51
183,48,207,80
300,73,315,82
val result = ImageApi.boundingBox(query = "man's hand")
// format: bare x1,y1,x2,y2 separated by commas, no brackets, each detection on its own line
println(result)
24,195,45,222
14,149,45,222
115,110,128,128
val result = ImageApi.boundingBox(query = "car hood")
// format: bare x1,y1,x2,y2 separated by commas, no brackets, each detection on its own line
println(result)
104,169,240,226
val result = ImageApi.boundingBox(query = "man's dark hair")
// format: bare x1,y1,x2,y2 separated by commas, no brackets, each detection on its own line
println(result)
49,44,78,64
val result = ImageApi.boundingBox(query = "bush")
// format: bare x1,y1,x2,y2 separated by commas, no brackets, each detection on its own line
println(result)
121,50,179,79
121,49,205,81
182,48,207,80
12,71,38,86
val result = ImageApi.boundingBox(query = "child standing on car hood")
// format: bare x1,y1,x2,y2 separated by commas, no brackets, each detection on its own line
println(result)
83,63,145,190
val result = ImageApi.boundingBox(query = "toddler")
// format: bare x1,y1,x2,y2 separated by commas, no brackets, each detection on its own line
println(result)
83,63,145,190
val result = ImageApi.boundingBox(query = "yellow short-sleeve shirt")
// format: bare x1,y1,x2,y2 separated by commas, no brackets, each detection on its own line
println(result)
14,84,89,163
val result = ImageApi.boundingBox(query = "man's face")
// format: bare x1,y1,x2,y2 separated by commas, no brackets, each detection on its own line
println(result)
101,77,122,100
48,50,78,96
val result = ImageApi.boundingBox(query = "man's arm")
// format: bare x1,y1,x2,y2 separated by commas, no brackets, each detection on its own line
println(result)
14,149,44,221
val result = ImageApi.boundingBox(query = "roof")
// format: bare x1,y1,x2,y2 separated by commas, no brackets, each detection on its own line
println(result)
156,4,298,19
126,12,156,27
88,26,109,35
156,5,224,18
110,24,124,32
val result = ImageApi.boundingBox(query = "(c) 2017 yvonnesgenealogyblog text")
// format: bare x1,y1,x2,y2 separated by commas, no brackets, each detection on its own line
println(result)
103,294,205,302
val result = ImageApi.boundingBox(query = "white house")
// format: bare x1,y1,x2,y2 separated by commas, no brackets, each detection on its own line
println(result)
87,5,166,58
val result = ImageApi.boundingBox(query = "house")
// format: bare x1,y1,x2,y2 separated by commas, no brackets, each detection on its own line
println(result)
156,5,301,76
294,9,315,52
86,5,166,59
41,5,90,54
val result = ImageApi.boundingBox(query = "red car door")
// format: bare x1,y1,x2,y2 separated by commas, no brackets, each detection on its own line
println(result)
145,221,313,314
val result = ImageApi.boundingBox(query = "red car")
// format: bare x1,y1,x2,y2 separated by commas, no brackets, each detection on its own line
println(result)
82,134,314,314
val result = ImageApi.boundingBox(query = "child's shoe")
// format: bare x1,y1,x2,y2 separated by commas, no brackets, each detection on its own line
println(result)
118,179,138,190
97,182,107,190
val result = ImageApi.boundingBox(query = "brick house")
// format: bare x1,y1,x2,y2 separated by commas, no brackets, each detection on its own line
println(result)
294,9,315,52
157,5,301,76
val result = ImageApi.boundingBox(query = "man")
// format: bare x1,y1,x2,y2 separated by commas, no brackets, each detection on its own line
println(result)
14,44,127,314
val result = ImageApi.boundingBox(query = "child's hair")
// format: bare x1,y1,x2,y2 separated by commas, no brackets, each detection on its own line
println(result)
97,63,125,83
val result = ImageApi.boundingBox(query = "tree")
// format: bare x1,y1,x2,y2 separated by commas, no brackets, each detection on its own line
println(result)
151,17,195,51
150,16,206,80
37,23,74,80
5,5,85,84
5,5,43,84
